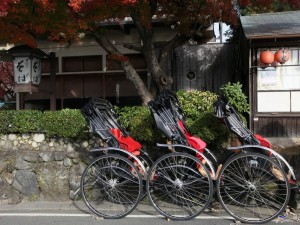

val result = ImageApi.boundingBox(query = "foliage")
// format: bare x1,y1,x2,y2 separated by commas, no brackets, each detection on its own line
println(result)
220,82,250,114
0,1,298,47
0,61,14,101
186,113,230,150
42,109,87,138
0,110,42,133
116,90,230,149
1,1,299,103
116,105,163,143
0,109,88,138
239,0,300,15
176,90,218,118
176,90,229,149
0,85,249,149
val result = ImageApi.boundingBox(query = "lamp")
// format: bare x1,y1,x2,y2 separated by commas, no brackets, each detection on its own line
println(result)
7,45,48,93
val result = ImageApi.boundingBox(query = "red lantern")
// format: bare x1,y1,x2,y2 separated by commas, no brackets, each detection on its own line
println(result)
260,50,274,64
274,48,290,64
258,57,267,68
258,57,277,68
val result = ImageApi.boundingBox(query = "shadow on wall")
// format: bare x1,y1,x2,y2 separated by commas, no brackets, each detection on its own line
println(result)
257,121,300,182
174,44,236,93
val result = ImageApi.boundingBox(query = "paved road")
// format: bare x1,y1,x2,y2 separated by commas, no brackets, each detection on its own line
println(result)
0,212,299,225
0,201,299,225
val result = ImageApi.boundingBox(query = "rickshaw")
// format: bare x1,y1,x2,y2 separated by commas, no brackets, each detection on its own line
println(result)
147,90,297,223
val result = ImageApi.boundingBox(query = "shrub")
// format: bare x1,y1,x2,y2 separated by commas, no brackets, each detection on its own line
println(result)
42,109,87,138
0,109,88,138
0,110,13,133
0,110,43,133
220,82,250,114
116,106,162,143
177,90,218,115
116,90,230,150
0,84,249,148
177,90,229,149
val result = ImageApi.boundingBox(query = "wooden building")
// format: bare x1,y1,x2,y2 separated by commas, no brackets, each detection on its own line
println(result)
240,10,300,138
16,23,236,110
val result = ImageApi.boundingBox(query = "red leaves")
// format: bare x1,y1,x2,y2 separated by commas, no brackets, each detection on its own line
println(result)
0,0,17,17
0,61,14,100
0,0,299,49
68,0,83,12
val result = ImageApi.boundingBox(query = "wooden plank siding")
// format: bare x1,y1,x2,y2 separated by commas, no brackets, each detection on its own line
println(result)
254,117,300,137
174,44,236,93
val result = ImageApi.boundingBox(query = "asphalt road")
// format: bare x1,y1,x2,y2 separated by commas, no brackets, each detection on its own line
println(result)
0,200,299,225
0,213,299,225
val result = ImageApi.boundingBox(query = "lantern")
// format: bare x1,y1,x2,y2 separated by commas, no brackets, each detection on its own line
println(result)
7,45,48,93
260,50,274,64
258,57,270,68
274,48,290,64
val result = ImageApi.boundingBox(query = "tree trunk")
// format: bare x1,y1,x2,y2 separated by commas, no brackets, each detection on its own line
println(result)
131,13,173,93
92,32,153,105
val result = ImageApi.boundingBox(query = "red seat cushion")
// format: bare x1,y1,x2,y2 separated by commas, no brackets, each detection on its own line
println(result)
254,134,272,148
110,128,141,156
254,134,272,156
177,120,206,161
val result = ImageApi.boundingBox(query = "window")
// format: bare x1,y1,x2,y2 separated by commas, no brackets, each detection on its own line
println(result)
257,47,300,113
62,56,102,72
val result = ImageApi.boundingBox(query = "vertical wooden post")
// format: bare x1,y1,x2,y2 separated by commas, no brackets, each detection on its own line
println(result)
49,52,56,111
16,93,20,110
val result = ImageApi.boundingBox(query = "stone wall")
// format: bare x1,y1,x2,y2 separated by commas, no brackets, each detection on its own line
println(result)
0,133,98,205
1,133,299,206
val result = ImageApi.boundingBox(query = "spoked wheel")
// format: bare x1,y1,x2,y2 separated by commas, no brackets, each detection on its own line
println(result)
147,152,213,220
217,152,290,224
81,154,142,219
136,151,153,199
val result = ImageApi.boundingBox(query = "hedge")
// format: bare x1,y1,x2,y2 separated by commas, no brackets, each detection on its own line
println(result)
0,83,249,150
0,109,87,138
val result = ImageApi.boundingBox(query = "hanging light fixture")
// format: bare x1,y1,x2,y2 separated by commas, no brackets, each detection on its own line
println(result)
259,50,274,64
274,48,290,64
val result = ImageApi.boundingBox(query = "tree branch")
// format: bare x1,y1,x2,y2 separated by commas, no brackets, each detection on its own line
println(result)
158,34,190,67
123,43,142,53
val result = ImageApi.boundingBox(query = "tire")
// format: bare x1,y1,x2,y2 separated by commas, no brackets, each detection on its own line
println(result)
147,152,213,220
217,152,290,224
81,154,142,219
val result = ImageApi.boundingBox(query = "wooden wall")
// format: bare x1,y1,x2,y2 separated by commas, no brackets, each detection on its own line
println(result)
253,116,300,137
174,43,236,93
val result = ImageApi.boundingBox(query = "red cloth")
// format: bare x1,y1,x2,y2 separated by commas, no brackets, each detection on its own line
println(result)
110,128,141,156
177,120,206,161
254,134,272,156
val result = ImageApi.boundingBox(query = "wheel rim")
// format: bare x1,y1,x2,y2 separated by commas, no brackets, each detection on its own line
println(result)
81,155,142,218
147,153,213,220
217,153,290,224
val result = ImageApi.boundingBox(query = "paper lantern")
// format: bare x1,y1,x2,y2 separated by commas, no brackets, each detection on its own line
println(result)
274,48,290,64
260,50,274,64
258,57,277,68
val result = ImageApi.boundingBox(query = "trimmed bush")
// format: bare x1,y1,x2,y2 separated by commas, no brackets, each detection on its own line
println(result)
42,109,87,138
0,83,249,149
116,106,162,144
0,110,43,133
177,90,229,149
0,109,88,138
117,90,231,150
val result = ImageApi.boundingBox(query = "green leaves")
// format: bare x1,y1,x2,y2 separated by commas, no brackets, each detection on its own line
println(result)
116,106,162,143
0,83,249,149
0,109,88,138
42,109,87,138
220,82,250,114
